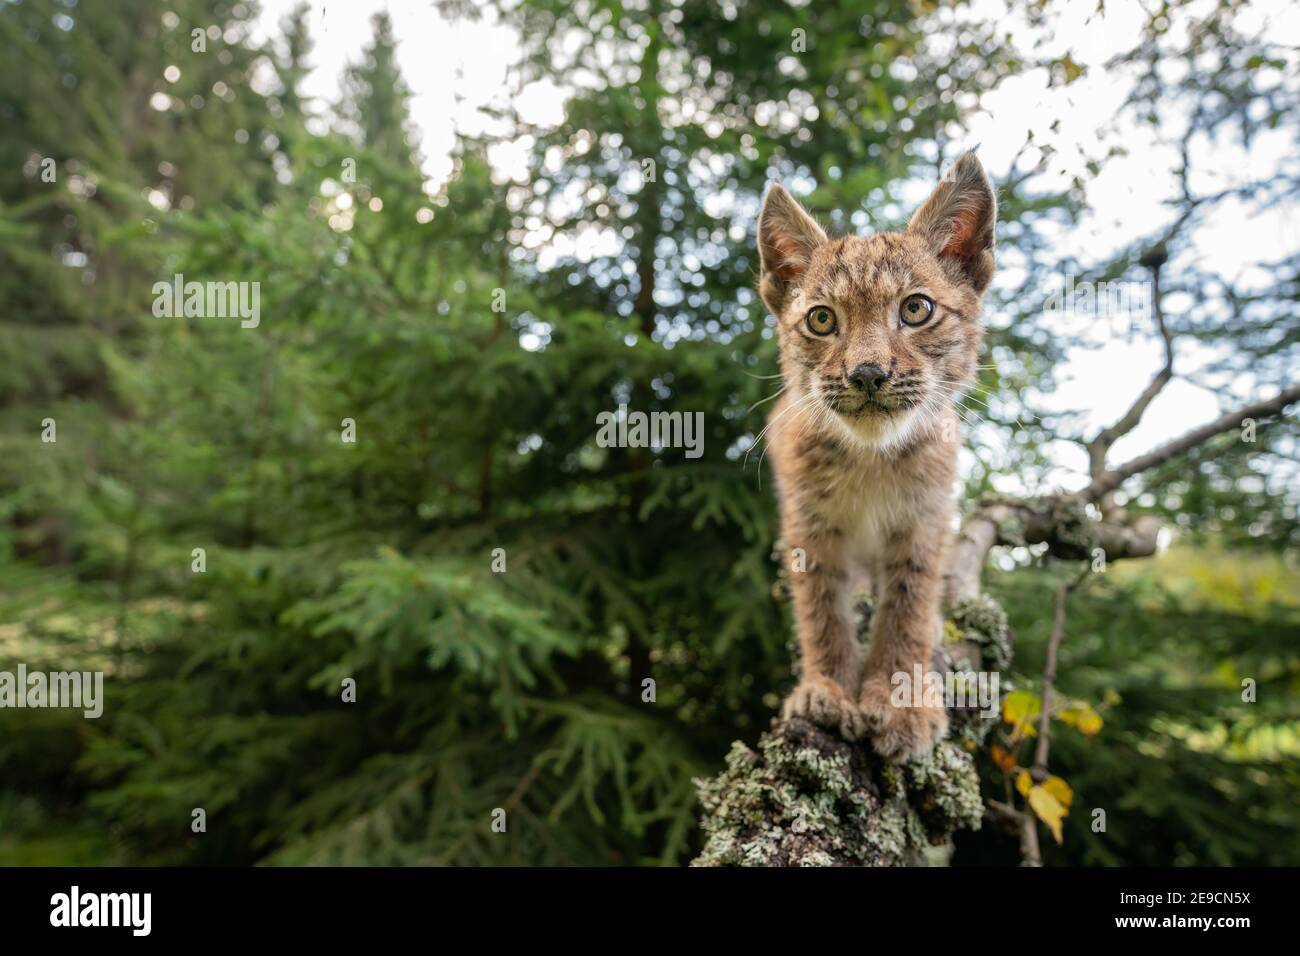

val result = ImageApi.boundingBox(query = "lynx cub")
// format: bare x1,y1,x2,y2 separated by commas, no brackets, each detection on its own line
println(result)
757,152,996,761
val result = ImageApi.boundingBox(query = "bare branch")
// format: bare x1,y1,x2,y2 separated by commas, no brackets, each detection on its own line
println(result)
1020,803,1042,867
1030,580,1070,781
1083,383,1300,501
1085,258,1175,481
1030,568,1090,768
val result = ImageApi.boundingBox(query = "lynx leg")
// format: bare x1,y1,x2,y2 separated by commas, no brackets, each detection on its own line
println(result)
858,522,950,761
780,534,868,738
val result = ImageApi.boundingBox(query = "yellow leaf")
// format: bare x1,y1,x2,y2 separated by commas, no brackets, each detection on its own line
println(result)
1004,690,1041,722
1076,710,1102,735
1042,775,1074,809
943,620,965,643
1015,770,1033,798
1003,691,1042,736
1059,703,1103,736
1027,786,1066,844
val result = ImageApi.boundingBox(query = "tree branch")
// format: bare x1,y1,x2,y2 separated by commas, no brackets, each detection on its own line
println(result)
1083,383,1300,501
944,501,1160,606
1030,580,1070,783
946,384,1300,606
1085,255,1174,482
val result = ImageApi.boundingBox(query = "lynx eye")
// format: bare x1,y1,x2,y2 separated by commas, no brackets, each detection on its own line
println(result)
900,294,935,327
805,307,837,336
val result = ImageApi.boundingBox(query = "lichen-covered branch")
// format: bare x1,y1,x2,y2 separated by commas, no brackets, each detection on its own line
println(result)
692,718,983,866
691,597,1008,867
943,497,1160,606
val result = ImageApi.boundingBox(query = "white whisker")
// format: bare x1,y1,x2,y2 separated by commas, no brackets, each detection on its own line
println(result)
746,383,787,415
745,388,820,473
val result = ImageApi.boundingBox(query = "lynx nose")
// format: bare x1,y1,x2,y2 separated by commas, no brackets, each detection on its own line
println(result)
849,362,890,394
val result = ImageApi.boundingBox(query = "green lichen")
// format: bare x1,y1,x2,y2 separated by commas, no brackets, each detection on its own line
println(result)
1047,497,1099,557
943,593,1013,748
692,719,983,867
903,740,985,839
976,494,1101,560
950,593,1012,672
995,513,1028,547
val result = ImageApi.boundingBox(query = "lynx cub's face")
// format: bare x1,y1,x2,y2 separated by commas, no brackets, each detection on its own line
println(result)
758,153,996,450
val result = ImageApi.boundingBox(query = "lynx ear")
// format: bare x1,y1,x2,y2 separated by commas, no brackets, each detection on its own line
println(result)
907,151,997,292
758,183,826,309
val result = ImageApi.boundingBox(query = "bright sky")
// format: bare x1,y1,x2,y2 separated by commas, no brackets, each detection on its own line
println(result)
254,0,1298,492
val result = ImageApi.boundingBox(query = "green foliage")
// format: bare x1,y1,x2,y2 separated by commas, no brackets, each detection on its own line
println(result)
966,556,1300,866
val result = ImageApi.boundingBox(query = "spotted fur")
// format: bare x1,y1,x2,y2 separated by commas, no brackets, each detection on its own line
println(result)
757,152,996,761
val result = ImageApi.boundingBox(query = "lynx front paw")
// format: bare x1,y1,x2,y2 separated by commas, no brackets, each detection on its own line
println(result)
781,676,869,740
857,677,948,763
